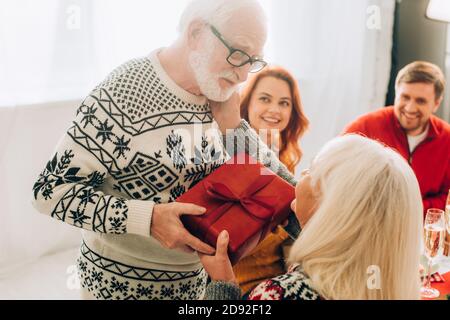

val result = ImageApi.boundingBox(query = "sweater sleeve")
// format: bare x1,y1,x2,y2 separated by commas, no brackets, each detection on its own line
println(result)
204,278,293,300
223,119,297,186
204,281,242,300
422,197,446,216
221,119,301,240
31,90,153,237
422,154,450,215
342,117,367,136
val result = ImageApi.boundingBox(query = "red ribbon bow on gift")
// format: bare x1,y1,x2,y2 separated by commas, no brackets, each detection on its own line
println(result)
199,174,279,241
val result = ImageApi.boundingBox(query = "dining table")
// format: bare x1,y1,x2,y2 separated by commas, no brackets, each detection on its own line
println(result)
428,255,450,300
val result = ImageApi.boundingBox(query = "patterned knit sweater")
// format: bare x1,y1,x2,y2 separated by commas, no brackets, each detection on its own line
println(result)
204,264,321,300
31,49,298,300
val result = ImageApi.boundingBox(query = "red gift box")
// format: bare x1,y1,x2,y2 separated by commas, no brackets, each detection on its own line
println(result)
178,154,295,265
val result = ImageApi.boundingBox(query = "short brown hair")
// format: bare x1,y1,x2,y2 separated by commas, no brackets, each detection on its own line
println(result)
395,61,446,100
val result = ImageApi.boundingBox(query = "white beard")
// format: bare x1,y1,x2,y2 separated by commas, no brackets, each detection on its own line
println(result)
188,49,238,102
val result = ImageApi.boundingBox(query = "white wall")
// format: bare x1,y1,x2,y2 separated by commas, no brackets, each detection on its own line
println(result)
266,0,396,174
0,101,82,271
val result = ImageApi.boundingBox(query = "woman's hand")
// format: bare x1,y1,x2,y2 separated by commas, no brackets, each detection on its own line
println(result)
198,230,237,284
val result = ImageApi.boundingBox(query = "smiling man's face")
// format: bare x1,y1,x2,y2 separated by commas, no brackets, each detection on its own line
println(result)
393,82,441,136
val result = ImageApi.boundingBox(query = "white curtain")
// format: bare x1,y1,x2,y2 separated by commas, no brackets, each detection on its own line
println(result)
0,0,192,271
0,0,191,107
264,0,396,174
0,0,395,272
443,25,450,122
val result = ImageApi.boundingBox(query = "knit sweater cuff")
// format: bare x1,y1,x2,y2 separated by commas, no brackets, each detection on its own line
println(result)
126,200,154,238
204,281,242,300
226,119,297,186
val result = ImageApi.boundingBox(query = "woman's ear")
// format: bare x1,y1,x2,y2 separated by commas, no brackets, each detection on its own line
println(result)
187,20,206,50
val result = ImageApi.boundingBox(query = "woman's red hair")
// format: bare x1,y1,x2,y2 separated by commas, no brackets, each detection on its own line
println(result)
240,66,309,173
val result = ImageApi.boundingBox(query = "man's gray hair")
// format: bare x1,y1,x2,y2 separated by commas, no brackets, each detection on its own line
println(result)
178,0,267,34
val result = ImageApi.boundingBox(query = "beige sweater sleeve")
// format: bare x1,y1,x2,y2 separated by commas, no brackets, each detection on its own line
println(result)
31,91,153,237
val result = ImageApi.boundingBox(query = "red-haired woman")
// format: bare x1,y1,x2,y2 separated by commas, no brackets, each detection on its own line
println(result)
233,66,310,295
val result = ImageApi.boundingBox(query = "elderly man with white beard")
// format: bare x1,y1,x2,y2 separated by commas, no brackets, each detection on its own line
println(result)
31,0,298,300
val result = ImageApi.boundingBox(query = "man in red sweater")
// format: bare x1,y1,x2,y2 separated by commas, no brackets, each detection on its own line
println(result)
344,61,450,216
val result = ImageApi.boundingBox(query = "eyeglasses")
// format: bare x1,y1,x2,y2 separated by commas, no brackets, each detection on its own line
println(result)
209,25,267,73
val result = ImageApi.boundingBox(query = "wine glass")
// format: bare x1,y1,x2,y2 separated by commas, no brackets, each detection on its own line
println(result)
420,208,446,299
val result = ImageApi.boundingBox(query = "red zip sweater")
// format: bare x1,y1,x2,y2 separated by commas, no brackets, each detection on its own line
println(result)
343,107,450,216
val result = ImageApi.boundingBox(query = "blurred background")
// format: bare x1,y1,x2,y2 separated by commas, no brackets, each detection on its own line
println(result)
0,0,449,299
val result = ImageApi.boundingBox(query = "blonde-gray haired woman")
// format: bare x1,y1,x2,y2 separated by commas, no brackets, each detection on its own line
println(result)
200,135,423,300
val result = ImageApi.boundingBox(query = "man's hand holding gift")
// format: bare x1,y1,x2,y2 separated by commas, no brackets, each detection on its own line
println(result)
151,202,216,255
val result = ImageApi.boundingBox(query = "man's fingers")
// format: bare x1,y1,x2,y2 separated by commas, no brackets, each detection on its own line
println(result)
178,245,195,254
176,202,207,216
225,92,240,106
290,199,296,212
184,232,215,255
215,230,229,257
197,251,206,259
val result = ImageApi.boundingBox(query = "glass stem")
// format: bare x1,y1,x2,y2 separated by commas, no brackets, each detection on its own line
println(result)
425,258,433,289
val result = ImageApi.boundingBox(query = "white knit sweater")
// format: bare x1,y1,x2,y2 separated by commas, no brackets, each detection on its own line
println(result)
31,49,297,300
